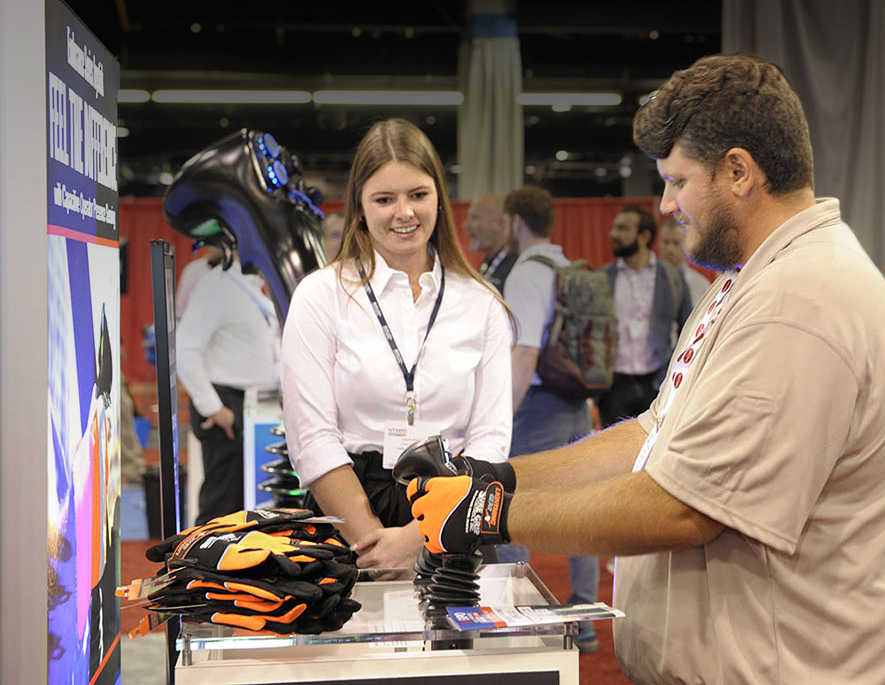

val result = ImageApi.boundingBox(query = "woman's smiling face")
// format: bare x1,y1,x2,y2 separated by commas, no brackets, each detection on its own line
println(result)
360,160,438,269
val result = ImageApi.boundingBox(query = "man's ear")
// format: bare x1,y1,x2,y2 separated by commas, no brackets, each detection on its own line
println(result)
500,213,512,236
721,147,759,198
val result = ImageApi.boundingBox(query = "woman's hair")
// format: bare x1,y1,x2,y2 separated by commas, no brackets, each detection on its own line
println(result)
633,53,813,194
333,118,513,325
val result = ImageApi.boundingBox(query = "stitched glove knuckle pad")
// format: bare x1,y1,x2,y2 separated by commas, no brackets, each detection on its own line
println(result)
412,476,511,554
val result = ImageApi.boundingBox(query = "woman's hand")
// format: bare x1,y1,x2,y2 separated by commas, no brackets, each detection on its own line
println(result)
351,520,423,579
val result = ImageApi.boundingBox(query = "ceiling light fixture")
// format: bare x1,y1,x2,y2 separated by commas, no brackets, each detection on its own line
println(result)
312,90,464,106
517,93,622,108
118,89,150,103
151,90,312,104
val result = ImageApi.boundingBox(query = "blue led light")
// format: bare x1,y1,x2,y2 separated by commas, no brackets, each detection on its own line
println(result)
256,138,266,154
263,133,281,159
288,187,324,219
271,160,288,187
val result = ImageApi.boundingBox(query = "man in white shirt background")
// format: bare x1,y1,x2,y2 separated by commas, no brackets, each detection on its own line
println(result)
175,240,224,319
177,249,281,525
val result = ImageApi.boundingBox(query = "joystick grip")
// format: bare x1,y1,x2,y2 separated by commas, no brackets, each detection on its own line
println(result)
392,435,457,485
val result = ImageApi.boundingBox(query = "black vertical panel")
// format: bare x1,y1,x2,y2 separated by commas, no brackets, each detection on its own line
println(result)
149,239,181,684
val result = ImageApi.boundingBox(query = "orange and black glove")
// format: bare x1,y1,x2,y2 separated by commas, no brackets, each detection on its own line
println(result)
449,455,517,493
166,529,335,577
159,602,309,635
407,475,511,554
146,508,319,562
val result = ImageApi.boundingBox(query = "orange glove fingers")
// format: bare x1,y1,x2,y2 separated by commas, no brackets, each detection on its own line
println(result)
408,476,473,554
211,612,266,631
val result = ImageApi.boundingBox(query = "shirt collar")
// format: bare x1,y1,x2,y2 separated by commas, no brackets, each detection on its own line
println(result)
515,242,563,265
370,248,442,296
221,259,247,283
616,251,656,272
737,198,842,282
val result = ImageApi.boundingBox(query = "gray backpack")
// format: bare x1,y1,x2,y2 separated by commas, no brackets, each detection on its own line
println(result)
528,256,618,400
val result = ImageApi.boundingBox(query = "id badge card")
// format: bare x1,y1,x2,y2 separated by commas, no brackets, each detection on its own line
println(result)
382,421,436,469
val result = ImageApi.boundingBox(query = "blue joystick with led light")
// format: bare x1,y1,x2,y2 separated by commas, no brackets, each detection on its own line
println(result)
163,129,326,324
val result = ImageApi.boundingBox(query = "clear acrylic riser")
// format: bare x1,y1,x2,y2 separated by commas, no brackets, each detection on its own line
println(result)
178,562,574,654
173,562,581,685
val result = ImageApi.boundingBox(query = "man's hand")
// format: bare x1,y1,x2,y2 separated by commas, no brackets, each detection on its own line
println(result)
407,475,511,554
201,406,236,440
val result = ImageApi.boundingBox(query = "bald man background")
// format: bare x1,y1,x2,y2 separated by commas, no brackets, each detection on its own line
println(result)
463,194,517,293
659,217,712,308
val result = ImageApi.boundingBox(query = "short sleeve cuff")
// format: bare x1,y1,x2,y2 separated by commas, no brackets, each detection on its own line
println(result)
646,459,799,555
637,407,656,433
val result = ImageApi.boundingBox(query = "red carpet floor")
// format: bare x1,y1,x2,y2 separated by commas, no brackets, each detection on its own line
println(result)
529,552,631,685
121,541,631,684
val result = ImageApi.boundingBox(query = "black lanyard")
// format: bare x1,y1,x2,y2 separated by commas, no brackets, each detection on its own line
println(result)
480,247,508,279
357,259,446,425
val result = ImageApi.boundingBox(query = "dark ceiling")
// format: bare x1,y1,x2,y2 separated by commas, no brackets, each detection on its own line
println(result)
64,1,721,199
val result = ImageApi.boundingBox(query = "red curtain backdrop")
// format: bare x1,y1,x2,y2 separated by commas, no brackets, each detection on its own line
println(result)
119,196,711,384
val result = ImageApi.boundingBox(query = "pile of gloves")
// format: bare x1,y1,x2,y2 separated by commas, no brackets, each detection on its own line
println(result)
140,508,361,635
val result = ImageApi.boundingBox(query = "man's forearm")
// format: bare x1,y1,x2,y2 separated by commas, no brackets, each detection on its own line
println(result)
506,469,724,557
510,418,646,491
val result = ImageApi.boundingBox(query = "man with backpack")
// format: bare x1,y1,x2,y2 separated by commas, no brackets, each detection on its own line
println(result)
598,205,692,427
500,185,600,652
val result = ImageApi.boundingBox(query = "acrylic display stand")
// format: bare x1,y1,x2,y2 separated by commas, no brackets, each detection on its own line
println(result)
175,563,580,685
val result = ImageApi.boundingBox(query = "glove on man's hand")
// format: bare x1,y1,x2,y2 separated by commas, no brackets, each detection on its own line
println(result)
407,475,511,554
449,455,517,493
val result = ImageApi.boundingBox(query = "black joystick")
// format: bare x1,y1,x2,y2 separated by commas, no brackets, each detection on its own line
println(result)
391,434,459,486
163,129,326,325
393,436,481,648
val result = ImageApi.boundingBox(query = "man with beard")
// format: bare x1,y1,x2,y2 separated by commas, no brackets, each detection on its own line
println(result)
408,54,885,684
598,206,692,427
463,193,518,294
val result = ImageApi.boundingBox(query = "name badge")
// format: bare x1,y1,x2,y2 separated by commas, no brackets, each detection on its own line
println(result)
382,421,436,469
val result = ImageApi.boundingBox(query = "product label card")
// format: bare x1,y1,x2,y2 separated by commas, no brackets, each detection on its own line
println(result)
382,421,437,469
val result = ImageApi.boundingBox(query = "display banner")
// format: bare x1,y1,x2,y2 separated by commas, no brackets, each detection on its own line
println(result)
45,1,121,684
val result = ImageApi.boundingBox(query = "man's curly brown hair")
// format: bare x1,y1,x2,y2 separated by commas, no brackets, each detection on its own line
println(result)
633,54,813,194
